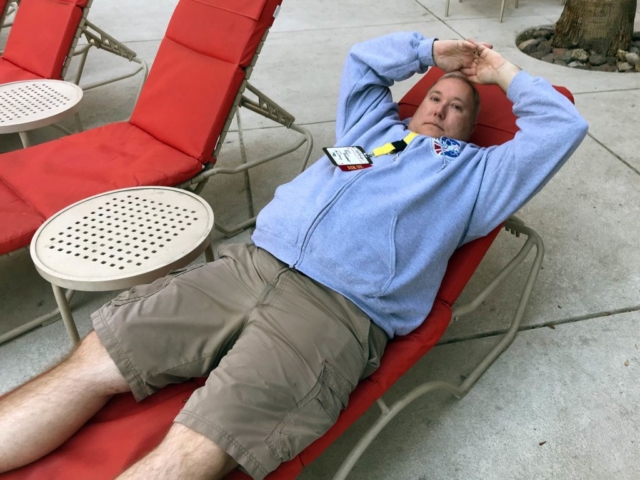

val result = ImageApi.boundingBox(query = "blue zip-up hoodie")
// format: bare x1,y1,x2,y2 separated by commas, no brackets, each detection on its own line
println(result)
252,32,588,338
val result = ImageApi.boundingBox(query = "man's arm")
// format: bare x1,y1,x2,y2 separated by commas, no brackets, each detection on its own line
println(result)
463,46,589,241
335,33,479,141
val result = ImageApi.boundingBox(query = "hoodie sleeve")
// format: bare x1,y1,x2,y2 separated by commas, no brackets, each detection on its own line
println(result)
335,32,436,141
464,71,589,241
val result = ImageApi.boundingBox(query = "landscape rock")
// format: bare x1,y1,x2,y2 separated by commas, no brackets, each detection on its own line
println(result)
553,60,567,66
518,39,540,54
568,61,588,69
552,48,567,56
541,54,555,63
625,52,640,66
606,56,617,65
617,49,629,61
530,51,545,60
617,62,633,72
594,64,617,72
589,53,607,66
537,43,552,55
571,49,589,62
533,29,552,40
556,51,573,63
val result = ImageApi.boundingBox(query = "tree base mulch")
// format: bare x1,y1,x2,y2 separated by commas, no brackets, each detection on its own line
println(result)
516,26,640,73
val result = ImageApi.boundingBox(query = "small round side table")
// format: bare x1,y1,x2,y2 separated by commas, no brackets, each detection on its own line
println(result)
0,79,83,148
30,187,215,345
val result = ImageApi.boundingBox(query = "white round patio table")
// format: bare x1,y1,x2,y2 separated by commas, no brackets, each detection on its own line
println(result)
0,79,83,147
30,187,215,345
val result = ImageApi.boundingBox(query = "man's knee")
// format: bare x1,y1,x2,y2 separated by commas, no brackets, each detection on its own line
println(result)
66,331,130,394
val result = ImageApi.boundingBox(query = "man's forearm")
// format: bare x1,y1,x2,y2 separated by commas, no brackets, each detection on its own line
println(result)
494,61,522,93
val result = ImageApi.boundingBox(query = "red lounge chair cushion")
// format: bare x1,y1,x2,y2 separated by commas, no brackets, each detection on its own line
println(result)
165,0,282,67
0,179,45,256
2,0,86,80
0,122,203,254
130,0,282,163
130,39,245,163
0,58,43,83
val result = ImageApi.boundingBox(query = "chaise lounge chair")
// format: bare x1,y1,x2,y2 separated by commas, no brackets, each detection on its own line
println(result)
0,67,575,479
0,0,312,344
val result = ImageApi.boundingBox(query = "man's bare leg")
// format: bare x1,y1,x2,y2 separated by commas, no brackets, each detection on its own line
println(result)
118,423,238,480
0,331,130,472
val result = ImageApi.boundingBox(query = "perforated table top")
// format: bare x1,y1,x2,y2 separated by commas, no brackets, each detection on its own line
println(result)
0,79,83,134
31,187,214,291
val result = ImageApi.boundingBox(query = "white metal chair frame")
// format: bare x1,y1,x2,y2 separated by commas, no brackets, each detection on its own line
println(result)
330,216,544,479
0,0,16,29
445,0,520,22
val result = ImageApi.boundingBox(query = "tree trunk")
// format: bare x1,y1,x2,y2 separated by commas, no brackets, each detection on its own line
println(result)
553,0,637,56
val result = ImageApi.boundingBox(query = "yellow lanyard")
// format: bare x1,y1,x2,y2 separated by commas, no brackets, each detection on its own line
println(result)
371,132,419,157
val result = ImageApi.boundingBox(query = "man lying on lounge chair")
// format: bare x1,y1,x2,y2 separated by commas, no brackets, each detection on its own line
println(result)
0,32,587,479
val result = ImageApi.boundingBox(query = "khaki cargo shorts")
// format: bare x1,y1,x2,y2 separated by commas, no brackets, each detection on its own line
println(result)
92,243,387,479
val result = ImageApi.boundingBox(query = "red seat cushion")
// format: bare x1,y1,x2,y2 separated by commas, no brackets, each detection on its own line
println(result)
2,0,86,80
129,0,283,163
0,179,45,255
130,39,245,162
0,58,43,84
0,122,203,253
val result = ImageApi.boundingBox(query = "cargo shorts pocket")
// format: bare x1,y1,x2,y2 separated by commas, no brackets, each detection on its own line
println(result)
266,361,352,462
109,263,206,306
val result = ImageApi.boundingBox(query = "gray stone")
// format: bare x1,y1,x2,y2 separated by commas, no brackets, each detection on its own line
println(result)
541,53,555,63
556,51,573,63
617,49,629,61
589,53,607,66
533,29,552,40
552,48,567,56
537,42,552,55
625,52,640,66
606,56,617,65
518,38,540,54
630,47,639,54
553,59,567,66
530,51,545,60
617,62,633,72
568,61,588,69
571,49,589,62
594,64,617,72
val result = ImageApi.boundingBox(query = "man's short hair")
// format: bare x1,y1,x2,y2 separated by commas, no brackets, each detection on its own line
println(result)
431,71,481,123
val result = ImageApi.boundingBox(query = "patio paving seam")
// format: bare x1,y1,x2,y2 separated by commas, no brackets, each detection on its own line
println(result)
586,132,640,176
439,303,640,345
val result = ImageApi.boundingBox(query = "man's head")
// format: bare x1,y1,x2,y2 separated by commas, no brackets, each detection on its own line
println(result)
407,72,480,142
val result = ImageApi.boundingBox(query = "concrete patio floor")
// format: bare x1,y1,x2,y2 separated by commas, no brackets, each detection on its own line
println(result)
1,0,639,478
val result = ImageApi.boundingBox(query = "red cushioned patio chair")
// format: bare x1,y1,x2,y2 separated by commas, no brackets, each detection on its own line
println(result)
0,67,574,479
0,0,148,146
0,0,312,345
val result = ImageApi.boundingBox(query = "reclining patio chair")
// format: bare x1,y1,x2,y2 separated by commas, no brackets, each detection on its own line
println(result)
0,0,147,145
0,0,312,344
0,67,574,479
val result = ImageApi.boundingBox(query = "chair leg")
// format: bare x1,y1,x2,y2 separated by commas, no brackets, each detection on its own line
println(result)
18,131,31,148
500,0,507,22
445,0,451,16
51,284,80,346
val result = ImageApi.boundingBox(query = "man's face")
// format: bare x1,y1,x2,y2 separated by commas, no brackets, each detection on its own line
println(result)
407,77,476,142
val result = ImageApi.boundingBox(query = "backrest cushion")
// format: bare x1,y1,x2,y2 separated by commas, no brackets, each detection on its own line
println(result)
2,0,87,79
130,0,283,163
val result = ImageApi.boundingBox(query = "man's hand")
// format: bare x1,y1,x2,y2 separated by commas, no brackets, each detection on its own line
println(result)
432,39,481,73
460,41,521,93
